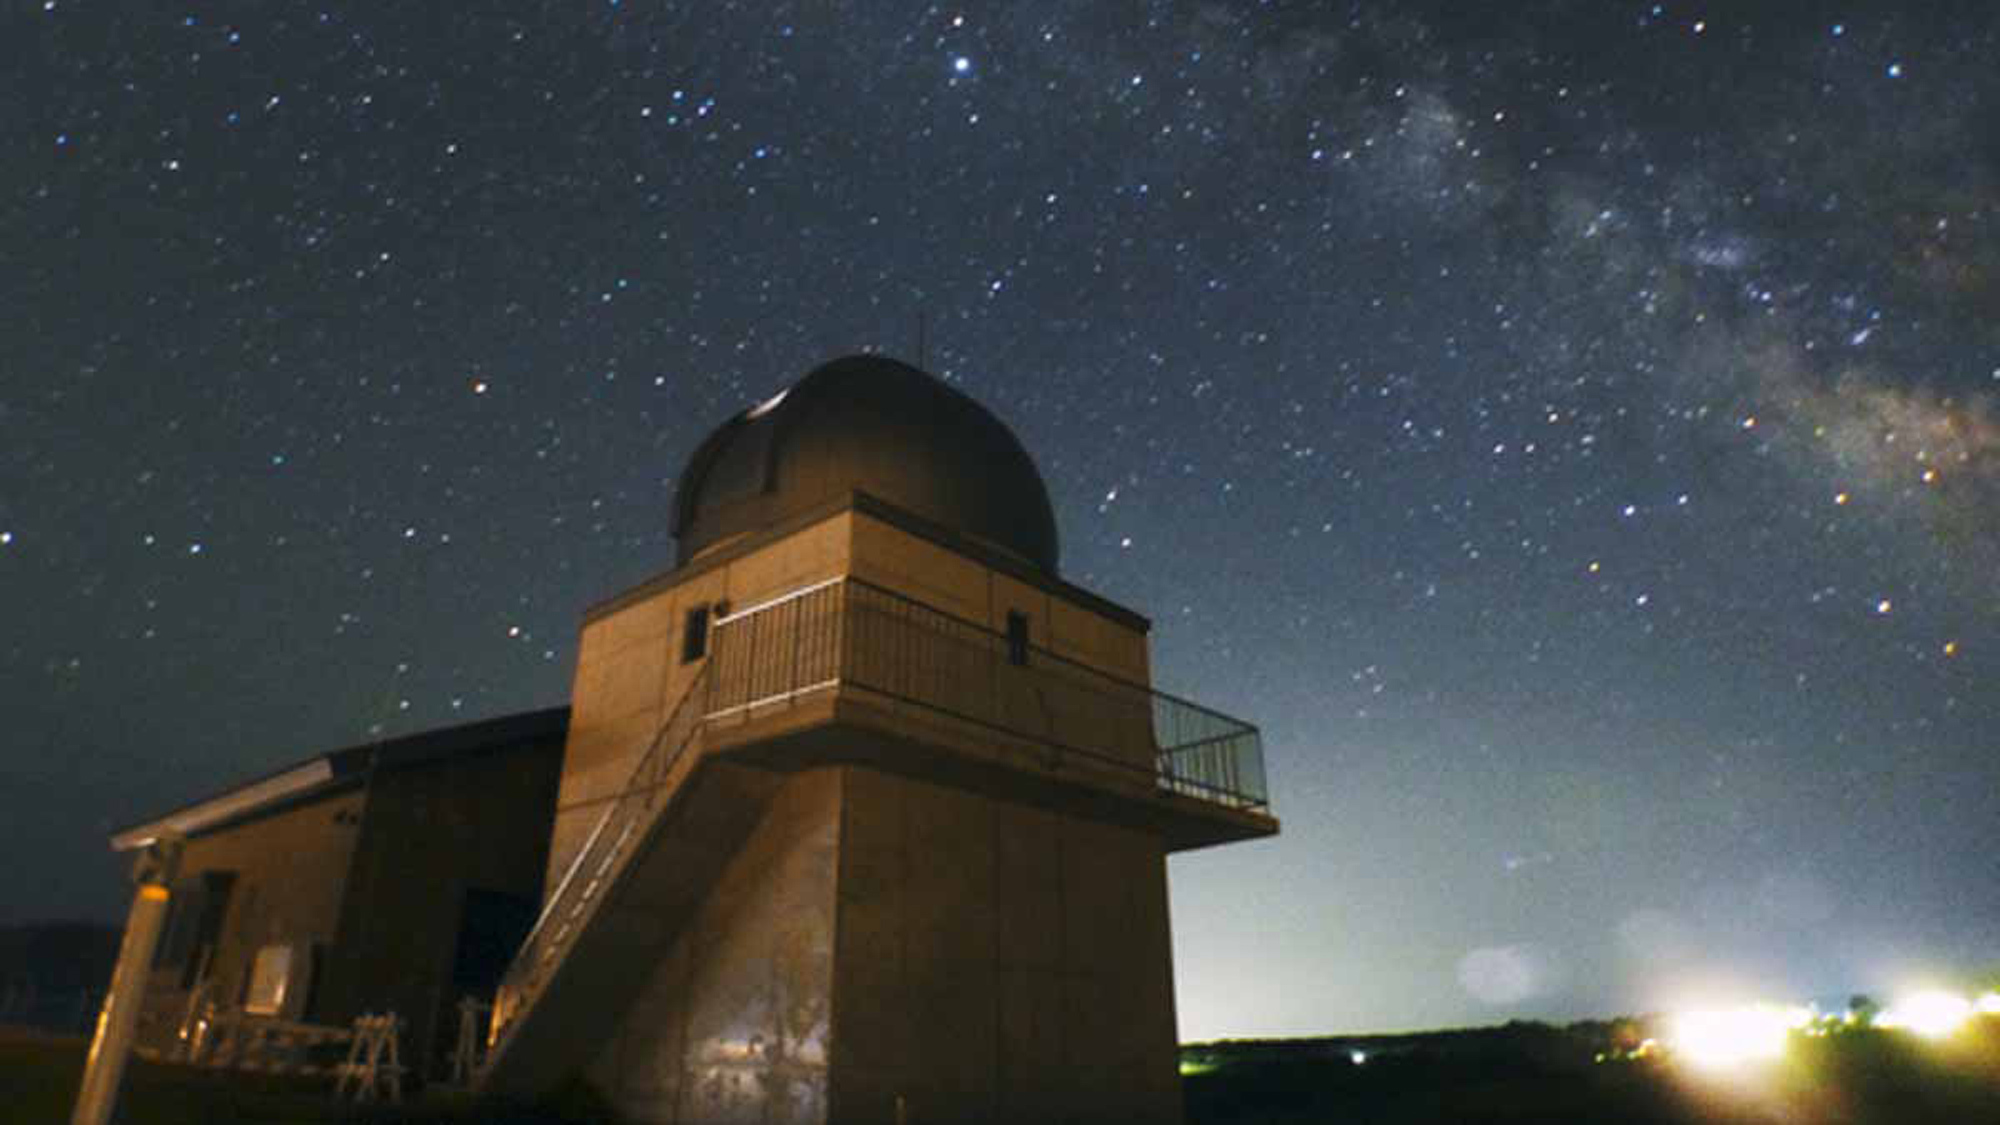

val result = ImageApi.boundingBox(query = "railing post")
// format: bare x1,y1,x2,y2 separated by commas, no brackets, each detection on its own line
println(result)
704,634,717,717
838,581,851,684
789,593,802,702
746,610,759,714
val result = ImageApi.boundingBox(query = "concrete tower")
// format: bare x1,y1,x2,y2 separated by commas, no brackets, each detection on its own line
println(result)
479,356,1276,1123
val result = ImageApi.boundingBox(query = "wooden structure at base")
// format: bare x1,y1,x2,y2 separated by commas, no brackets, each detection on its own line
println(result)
185,1010,354,1076
334,1014,406,1102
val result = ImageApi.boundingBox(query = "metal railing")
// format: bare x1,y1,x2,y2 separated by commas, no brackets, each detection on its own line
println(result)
484,574,1267,1071
706,577,1267,811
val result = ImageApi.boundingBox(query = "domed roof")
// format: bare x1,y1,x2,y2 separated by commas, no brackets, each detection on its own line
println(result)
672,355,1060,571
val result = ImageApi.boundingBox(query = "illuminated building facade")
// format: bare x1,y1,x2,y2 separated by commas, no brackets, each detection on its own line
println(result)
480,356,1276,1123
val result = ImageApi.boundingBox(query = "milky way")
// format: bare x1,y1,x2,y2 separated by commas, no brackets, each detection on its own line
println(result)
5,3,1997,1036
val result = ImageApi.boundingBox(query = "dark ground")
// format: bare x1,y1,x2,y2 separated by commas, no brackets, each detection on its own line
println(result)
1184,1020,2000,1123
0,1026,605,1125
6,1020,2000,1123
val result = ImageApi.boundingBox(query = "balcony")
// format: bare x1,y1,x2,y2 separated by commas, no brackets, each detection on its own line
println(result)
702,575,1269,814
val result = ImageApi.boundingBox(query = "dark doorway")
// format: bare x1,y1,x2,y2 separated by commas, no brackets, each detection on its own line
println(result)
450,888,536,997
440,888,537,1076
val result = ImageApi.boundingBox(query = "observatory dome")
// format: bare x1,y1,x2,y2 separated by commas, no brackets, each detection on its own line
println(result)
671,355,1059,571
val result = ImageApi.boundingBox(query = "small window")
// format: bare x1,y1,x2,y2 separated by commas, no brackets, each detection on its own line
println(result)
1006,610,1030,666
682,605,710,663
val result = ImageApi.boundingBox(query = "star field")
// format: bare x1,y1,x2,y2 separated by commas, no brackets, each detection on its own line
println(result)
5,3,1999,1038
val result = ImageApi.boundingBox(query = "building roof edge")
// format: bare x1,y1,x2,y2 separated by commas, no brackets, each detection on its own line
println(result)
108,705,571,851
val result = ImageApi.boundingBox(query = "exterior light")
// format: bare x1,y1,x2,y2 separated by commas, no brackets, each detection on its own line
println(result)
1878,992,1972,1039
1667,1004,1809,1069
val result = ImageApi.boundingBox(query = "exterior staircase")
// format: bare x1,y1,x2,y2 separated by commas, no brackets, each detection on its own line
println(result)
473,662,774,1098
472,575,1273,1100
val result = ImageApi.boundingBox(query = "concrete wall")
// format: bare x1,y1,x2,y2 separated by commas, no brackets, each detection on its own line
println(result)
579,761,1180,1125
557,503,1183,1122
847,510,1150,685
550,514,851,896
589,767,841,1124
848,511,1159,773
830,766,1182,1125
135,789,365,1053
553,503,1158,895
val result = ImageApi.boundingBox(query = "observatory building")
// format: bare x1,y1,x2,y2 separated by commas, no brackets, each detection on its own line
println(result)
109,356,1276,1124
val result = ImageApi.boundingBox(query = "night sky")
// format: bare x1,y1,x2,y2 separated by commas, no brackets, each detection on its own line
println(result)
7,3,1999,1040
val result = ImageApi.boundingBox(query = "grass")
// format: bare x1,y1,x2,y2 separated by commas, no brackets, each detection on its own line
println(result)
7,1028,344,1124
11,1021,2000,1123
0,1028,612,1124
1182,1021,2000,1124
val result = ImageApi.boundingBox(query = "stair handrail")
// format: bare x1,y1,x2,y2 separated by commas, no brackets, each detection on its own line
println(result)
484,661,713,1058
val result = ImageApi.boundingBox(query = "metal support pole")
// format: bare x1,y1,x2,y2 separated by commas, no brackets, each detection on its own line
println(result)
73,835,182,1125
